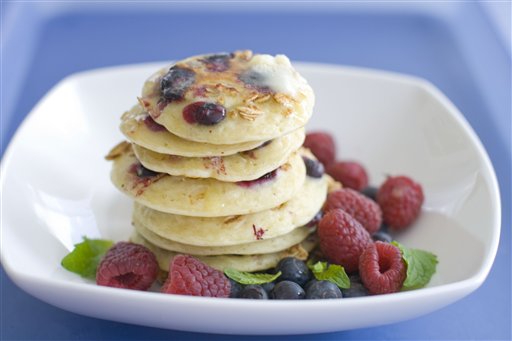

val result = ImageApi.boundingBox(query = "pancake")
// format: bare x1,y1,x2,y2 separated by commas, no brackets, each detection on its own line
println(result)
120,104,266,157
139,50,314,144
134,221,315,256
109,143,306,217
131,232,317,272
132,129,305,181
131,174,328,246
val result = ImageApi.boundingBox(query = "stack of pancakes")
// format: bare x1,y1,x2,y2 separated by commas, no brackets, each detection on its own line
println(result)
107,51,329,272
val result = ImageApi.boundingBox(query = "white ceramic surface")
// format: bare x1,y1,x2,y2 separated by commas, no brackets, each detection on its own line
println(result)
0,62,501,335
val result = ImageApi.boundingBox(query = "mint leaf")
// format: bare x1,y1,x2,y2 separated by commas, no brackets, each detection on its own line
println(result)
307,259,328,273
392,241,438,290
61,238,113,279
224,269,281,285
308,261,350,289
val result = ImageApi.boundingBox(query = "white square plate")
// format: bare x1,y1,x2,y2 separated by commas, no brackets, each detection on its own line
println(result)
0,62,501,334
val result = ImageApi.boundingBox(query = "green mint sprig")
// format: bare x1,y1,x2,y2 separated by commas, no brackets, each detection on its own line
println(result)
224,268,282,285
61,237,113,279
307,260,350,289
392,241,438,290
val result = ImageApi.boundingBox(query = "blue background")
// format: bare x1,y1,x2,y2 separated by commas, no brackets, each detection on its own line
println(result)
1,2,510,340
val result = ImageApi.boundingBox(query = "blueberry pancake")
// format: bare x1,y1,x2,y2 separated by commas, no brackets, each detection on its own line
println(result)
120,104,266,157
130,174,327,246
132,129,305,181
133,222,315,256
131,231,317,272
139,50,314,144
108,142,306,217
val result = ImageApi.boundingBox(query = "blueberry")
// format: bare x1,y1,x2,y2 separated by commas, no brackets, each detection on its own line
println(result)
252,140,272,151
341,276,369,298
379,223,390,232
261,281,275,294
270,281,305,300
303,278,317,292
160,66,196,101
239,70,265,86
372,230,393,243
135,163,159,178
201,53,231,72
182,101,226,125
306,211,323,227
229,279,243,298
275,257,311,287
302,156,324,178
239,70,272,93
305,280,343,299
236,169,278,188
350,274,362,282
238,285,268,299
361,186,378,201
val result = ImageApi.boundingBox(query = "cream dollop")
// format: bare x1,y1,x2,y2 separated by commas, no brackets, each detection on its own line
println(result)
247,54,302,96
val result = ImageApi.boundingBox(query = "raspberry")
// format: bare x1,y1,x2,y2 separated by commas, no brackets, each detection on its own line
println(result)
359,241,406,294
326,161,368,191
96,242,159,290
323,188,382,235
377,176,424,230
317,209,372,273
303,132,336,167
161,255,231,297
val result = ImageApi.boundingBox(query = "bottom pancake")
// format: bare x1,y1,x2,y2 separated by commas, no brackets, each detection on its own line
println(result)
133,219,315,256
130,232,318,272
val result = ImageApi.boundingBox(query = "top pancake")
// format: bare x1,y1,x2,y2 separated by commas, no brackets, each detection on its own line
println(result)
139,50,314,144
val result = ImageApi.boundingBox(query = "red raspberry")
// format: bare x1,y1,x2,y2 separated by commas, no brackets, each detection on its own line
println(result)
377,176,424,230
303,132,336,167
326,161,368,191
96,242,159,290
317,209,372,273
359,241,406,294
161,255,231,297
323,188,382,235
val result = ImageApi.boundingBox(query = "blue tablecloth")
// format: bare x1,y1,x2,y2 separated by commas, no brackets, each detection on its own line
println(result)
1,3,510,340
